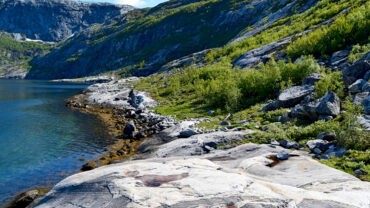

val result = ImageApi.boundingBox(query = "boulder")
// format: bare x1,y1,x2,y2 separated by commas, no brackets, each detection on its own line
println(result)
290,92,340,120
123,121,136,139
354,169,368,175
342,52,370,85
362,82,370,92
178,129,197,138
278,85,314,108
314,92,341,116
324,147,347,159
330,50,349,66
302,73,322,86
279,139,299,149
306,139,331,153
262,100,280,111
129,90,144,108
220,121,231,126
361,96,370,114
353,92,370,104
348,79,367,93
276,151,290,160
358,114,370,131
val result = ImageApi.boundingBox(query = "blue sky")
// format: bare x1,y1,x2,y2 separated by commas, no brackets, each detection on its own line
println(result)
80,0,167,8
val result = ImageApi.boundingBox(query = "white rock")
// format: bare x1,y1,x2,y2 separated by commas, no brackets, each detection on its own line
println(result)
35,143,370,208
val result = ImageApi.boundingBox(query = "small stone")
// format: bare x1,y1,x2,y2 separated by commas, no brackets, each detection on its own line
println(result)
354,169,367,175
262,125,269,131
270,140,280,146
123,121,136,139
276,152,290,160
207,110,215,116
317,132,336,141
318,115,333,121
220,121,231,126
178,129,197,138
279,140,299,149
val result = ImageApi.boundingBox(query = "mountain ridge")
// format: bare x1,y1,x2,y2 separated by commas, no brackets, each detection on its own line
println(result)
26,0,319,79
0,0,134,42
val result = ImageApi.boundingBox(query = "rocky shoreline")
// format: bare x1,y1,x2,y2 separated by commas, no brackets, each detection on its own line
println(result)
15,77,366,208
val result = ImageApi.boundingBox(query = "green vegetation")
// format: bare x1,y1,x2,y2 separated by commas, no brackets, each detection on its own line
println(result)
337,100,370,151
206,0,369,62
0,34,51,70
287,1,370,58
314,70,344,98
348,43,370,62
323,150,370,181
131,0,370,182
136,56,321,116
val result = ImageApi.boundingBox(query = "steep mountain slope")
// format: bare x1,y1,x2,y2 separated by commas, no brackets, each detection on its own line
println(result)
0,0,133,42
26,0,318,79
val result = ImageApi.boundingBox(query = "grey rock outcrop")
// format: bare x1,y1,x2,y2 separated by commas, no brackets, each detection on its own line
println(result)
358,114,370,131
35,143,370,208
330,50,350,67
342,52,370,85
349,79,367,93
361,96,370,114
303,73,322,85
233,36,292,68
0,0,133,42
290,91,340,120
354,92,369,104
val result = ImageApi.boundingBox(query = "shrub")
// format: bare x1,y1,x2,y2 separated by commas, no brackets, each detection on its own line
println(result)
348,43,370,62
314,70,344,98
336,100,370,150
287,1,370,58
136,56,321,116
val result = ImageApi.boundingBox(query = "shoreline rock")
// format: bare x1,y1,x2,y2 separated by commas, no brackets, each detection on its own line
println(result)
34,143,370,208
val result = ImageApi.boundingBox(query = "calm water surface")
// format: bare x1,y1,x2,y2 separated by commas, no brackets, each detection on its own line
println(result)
0,79,113,204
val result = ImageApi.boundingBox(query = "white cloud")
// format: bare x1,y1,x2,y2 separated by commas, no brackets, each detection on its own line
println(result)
115,0,146,7
114,0,166,8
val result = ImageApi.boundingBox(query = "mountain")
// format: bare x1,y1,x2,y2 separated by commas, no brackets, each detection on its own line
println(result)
0,0,134,42
26,0,318,79
0,32,51,79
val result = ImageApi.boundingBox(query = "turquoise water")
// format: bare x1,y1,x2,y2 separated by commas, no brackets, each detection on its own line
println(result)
0,80,113,204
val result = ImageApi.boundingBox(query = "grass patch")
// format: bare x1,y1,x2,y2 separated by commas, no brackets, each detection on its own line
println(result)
322,150,370,181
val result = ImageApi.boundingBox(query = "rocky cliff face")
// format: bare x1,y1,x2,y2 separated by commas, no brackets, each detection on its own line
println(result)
0,0,133,42
26,0,318,79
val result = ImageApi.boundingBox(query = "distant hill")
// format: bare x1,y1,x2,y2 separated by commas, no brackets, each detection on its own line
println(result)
0,0,134,42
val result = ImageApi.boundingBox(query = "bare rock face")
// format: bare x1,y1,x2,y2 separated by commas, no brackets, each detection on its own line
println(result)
342,52,370,85
34,142,370,208
0,0,133,42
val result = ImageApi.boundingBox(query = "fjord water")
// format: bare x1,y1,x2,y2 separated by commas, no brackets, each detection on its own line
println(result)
0,80,113,204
